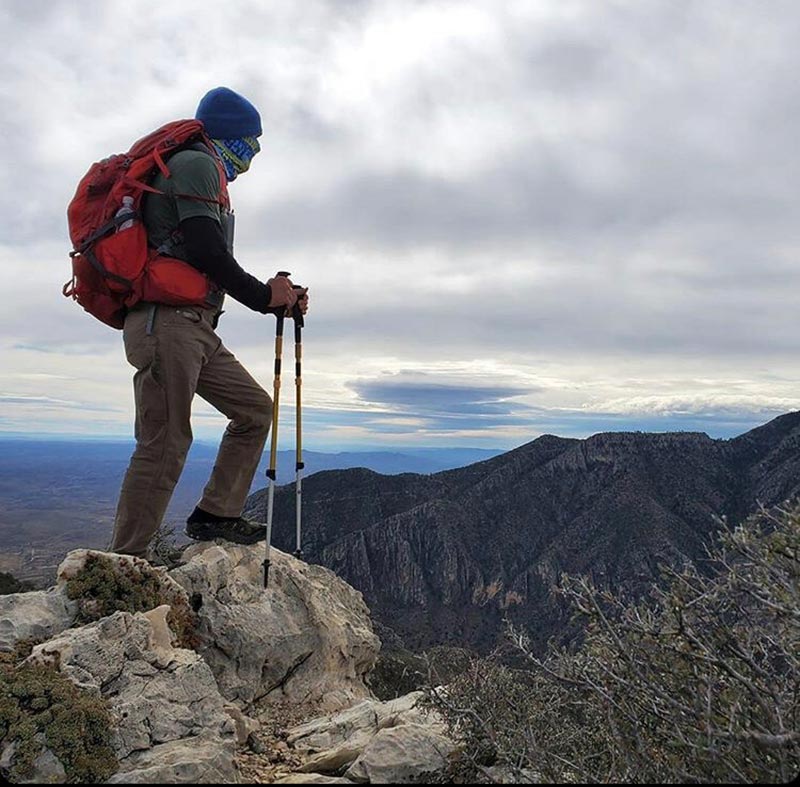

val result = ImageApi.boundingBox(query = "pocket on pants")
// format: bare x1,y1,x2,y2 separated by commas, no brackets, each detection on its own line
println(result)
133,356,168,440
124,309,157,371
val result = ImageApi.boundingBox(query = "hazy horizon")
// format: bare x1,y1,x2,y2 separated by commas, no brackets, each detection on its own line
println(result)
1,406,794,448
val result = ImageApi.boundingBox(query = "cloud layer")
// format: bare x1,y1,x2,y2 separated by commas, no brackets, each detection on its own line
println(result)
1,0,798,447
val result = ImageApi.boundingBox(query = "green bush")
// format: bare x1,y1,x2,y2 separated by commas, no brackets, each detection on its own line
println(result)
65,552,198,648
0,571,33,596
0,552,202,783
0,660,117,783
427,503,800,784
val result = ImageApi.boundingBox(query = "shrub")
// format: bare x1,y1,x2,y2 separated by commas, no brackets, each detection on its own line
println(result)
370,645,474,700
427,503,800,784
65,552,198,649
0,660,117,783
0,571,33,595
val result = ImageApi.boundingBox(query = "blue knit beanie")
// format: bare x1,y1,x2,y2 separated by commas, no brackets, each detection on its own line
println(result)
195,87,262,138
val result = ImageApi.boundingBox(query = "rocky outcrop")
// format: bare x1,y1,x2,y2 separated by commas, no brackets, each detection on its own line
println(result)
250,411,800,651
278,692,457,784
171,543,379,711
0,589,76,652
345,724,456,783
0,543,382,784
27,605,238,784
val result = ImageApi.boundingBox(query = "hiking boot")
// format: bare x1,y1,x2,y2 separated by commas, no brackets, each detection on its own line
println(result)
185,507,266,545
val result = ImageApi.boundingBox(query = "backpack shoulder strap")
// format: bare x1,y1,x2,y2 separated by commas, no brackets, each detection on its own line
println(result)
121,143,229,206
162,142,230,207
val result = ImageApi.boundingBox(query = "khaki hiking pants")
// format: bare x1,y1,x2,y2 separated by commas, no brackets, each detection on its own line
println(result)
111,303,272,557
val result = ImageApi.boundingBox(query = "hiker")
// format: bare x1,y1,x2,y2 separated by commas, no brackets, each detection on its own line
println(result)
108,86,309,560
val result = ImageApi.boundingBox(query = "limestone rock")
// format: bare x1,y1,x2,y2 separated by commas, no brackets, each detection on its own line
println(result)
298,738,372,775
0,550,190,656
105,736,238,784
224,704,261,747
2,541,394,783
285,692,453,782
26,608,237,783
345,723,456,783
29,745,67,785
0,589,76,652
287,692,433,754
375,691,437,730
289,700,380,753
171,543,379,710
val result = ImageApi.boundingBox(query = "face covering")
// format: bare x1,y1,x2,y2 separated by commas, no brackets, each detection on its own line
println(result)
211,136,261,181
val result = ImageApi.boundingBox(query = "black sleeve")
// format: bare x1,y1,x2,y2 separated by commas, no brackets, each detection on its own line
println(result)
180,215,279,314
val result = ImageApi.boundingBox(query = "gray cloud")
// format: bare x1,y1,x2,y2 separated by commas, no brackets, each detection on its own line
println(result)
342,374,545,437
350,378,532,415
238,1,800,261
346,374,795,440
1,0,799,444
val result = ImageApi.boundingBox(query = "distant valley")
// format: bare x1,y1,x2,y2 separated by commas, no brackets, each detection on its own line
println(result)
0,439,498,586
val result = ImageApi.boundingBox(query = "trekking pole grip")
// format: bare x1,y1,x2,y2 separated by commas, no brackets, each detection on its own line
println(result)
276,271,305,326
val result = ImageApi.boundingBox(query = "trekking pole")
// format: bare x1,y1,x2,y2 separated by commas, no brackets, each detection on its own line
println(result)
292,290,305,560
263,271,291,589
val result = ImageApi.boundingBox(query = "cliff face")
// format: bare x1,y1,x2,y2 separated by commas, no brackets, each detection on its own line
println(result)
247,412,800,651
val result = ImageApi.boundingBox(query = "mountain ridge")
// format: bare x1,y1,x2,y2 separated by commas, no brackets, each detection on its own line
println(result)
247,412,800,651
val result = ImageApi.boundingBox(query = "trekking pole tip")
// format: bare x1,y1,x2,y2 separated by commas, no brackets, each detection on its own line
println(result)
262,559,271,588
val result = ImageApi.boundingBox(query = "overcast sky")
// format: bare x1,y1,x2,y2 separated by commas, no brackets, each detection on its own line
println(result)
1,0,798,450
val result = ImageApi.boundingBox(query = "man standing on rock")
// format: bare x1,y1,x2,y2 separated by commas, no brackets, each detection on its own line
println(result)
110,86,308,561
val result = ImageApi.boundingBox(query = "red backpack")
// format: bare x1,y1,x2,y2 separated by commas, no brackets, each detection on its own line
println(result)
64,119,229,329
